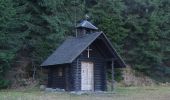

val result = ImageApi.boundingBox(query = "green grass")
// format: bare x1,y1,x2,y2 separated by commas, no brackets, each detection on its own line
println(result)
0,86,170,100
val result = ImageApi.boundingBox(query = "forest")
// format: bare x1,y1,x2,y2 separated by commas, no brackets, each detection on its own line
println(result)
0,0,170,89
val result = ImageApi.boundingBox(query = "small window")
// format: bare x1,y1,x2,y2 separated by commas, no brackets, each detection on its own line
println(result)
58,68,63,77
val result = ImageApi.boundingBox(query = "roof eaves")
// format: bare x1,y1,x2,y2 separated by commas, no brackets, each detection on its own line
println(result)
101,33,126,67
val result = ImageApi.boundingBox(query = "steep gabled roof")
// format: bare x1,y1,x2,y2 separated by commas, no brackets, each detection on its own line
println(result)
41,32,102,66
76,20,98,30
41,32,126,67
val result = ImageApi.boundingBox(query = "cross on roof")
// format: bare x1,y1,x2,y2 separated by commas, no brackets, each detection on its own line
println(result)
86,46,92,58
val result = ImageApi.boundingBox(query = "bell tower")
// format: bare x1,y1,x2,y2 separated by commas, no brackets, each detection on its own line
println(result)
75,18,98,37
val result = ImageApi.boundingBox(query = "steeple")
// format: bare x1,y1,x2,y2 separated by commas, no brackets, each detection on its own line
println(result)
75,17,98,37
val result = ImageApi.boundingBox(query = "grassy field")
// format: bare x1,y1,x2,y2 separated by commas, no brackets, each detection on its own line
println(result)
0,86,170,100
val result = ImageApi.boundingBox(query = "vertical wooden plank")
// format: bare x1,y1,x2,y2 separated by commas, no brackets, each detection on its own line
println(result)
104,62,107,91
75,58,79,91
65,66,69,91
47,68,51,87
111,59,114,91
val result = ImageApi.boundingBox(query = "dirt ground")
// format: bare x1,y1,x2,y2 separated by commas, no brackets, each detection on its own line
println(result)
0,86,170,100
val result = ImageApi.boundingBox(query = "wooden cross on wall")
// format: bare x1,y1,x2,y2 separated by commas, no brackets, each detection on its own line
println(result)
86,46,92,58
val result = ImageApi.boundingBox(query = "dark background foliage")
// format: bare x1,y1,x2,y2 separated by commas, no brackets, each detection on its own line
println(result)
0,0,169,88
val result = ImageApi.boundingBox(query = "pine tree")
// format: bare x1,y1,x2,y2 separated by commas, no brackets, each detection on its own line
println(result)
123,0,170,81
0,0,20,88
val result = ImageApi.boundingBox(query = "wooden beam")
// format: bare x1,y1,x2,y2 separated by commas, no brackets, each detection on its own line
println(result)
65,66,69,91
104,63,107,91
111,59,114,91
76,58,79,91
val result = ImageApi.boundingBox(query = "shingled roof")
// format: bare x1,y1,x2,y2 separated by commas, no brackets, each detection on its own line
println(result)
41,32,126,67
41,32,102,66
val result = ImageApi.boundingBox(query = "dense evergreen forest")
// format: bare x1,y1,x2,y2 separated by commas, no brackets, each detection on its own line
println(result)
0,0,170,88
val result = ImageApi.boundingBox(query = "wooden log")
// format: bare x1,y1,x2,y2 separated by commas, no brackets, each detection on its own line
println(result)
111,59,114,91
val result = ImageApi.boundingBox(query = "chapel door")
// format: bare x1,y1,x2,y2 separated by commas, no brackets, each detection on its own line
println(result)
81,62,94,91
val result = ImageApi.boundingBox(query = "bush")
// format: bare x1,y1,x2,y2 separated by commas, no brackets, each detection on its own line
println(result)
0,77,10,89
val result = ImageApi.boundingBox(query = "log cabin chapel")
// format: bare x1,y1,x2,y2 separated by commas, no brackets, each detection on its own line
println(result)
41,19,126,92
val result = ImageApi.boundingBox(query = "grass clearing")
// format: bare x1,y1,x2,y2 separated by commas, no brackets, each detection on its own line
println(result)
0,86,170,100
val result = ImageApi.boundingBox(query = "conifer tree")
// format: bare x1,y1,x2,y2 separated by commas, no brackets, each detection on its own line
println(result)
0,0,19,88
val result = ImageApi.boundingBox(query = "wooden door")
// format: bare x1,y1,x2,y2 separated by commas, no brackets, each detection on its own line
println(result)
81,62,94,91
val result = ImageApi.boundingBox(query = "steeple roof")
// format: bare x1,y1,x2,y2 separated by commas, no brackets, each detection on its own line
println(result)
76,20,98,30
